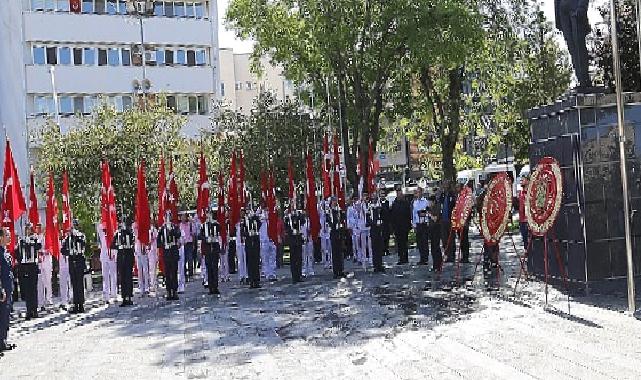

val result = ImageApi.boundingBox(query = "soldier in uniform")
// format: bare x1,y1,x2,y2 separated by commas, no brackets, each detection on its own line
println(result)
286,205,304,283
347,195,362,264
259,205,277,281
98,222,117,303
16,224,42,319
358,192,373,270
36,223,53,310
227,206,237,275
61,220,86,314
112,220,135,307
235,209,248,284
147,217,159,293
0,227,16,353
319,198,332,269
58,228,72,309
200,208,221,295
301,210,315,277
242,207,261,289
380,191,392,256
157,212,181,301
412,187,430,266
329,197,348,279
368,192,385,273
428,194,443,271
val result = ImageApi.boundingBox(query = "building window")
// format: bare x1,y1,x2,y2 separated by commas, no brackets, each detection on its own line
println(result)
122,95,133,110
73,96,84,114
108,48,120,66
84,47,96,65
166,95,176,110
220,83,225,97
165,49,174,65
82,0,93,13
177,96,189,114
35,96,48,115
185,2,194,17
98,48,107,66
59,96,73,115
164,2,174,17
197,95,207,115
59,47,71,65
176,50,186,65
235,82,242,91
46,47,57,65
153,1,164,16
84,96,95,114
155,49,165,65
121,49,131,66
73,48,83,65
195,49,206,66
95,0,106,14
31,0,44,11
174,2,185,17
194,2,203,18
44,0,55,11
57,0,70,11
188,96,197,114
186,50,196,66
106,0,117,14
33,46,45,65
245,81,254,91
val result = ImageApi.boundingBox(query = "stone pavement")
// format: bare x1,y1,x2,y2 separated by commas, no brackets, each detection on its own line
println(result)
2,231,641,379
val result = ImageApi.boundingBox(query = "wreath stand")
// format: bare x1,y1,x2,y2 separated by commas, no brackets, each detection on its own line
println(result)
441,227,464,284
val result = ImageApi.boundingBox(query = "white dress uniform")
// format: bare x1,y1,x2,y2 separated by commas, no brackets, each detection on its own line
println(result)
358,201,373,270
37,233,53,307
134,226,150,295
302,218,315,276
178,229,186,293
58,237,73,305
347,202,362,262
319,201,332,269
219,234,230,282
235,222,248,282
147,226,159,292
259,210,277,280
98,223,117,302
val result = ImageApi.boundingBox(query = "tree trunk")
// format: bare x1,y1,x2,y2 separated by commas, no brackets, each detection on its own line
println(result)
440,68,463,183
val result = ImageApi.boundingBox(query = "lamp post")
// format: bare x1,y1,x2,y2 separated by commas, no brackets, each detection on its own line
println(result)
127,0,153,107
610,0,637,316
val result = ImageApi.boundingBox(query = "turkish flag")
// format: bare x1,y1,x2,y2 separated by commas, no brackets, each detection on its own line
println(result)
70,0,81,13
196,152,209,223
306,153,321,240
100,161,117,247
167,159,179,224
367,139,378,195
1,140,26,259
227,152,238,228
135,161,151,245
28,168,40,226
61,171,72,233
217,172,227,247
45,173,61,259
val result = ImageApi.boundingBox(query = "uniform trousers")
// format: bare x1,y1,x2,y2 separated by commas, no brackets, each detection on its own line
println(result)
203,242,220,293
359,229,373,269
101,257,118,301
148,249,158,292
236,241,248,281
228,239,237,274
38,255,53,307
58,257,72,304
371,226,384,272
117,250,135,300
136,253,150,293
260,239,277,279
289,236,303,282
330,229,345,277
19,263,39,316
245,236,261,288
303,240,315,276
416,223,430,264
68,255,85,308
164,249,179,297
321,234,332,268
178,246,186,292
219,247,230,281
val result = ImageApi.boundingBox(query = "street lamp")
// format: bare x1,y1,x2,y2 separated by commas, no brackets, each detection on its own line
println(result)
127,0,154,106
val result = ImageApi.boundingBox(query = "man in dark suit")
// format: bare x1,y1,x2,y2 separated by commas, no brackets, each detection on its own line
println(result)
390,184,411,264
1,227,16,354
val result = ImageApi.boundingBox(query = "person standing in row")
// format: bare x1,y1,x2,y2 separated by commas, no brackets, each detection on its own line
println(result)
380,194,392,256
301,211,315,277
347,196,361,264
235,209,248,284
147,219,159,293
243,208,261,289
180,214,195,282
329,197,347,279
286,206,304,283
16,224,41,319
133,222,150,296
113,220,135,307
413,187,430,266
428,194,443,271
0,228,15,353
157,212,181,301
259,205,277,281
319,199,333,269
98,222,117,303
36,223,53,310
440,182,457,262
200,209,221,295
58,228,72,309
227,208,237,275
368,192,385,273
358,192,373,270
390,184,411,265
61,220,86,314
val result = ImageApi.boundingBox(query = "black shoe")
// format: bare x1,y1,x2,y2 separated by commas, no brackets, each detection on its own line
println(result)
416,261,428,266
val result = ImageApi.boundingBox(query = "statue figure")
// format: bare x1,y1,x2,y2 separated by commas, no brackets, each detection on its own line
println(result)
555,0,592,88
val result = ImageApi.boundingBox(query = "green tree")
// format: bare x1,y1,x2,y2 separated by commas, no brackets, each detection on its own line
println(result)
226,0,481,188
35,97,190,226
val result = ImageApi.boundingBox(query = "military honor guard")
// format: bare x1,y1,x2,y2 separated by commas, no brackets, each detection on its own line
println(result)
147,219,160,293
242,207,262,289
368,192,385,273
286,205,304,283
112,220,135,306
413,187,431,266
157,212,181,301
319,199,333,269
235,209,248,284
133,222,151,296
0,228,15,354
36,223,53,309
329,197,348,279
347,196,361,263
58,228,72,308
61,220,86,314
259,206,277,281
98,222,117,303
200,209,221,295
358,192,373,270
16,224,41,319
301,211,315,277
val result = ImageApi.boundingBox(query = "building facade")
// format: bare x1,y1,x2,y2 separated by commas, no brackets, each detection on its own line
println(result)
218,48,295,114
0,0,220,183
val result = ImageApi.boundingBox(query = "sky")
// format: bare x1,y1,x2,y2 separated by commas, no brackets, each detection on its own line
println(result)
217,0,607,54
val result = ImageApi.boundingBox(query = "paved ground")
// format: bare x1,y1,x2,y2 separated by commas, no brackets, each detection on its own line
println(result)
2,231,641,379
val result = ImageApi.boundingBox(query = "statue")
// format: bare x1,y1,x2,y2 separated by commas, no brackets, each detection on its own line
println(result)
555,0,592,88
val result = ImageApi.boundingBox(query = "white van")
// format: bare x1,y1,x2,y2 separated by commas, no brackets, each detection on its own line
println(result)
456,169,484,189
483,163,518,197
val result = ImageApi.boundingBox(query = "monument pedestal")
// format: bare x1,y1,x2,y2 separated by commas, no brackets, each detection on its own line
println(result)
528,92,641,282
